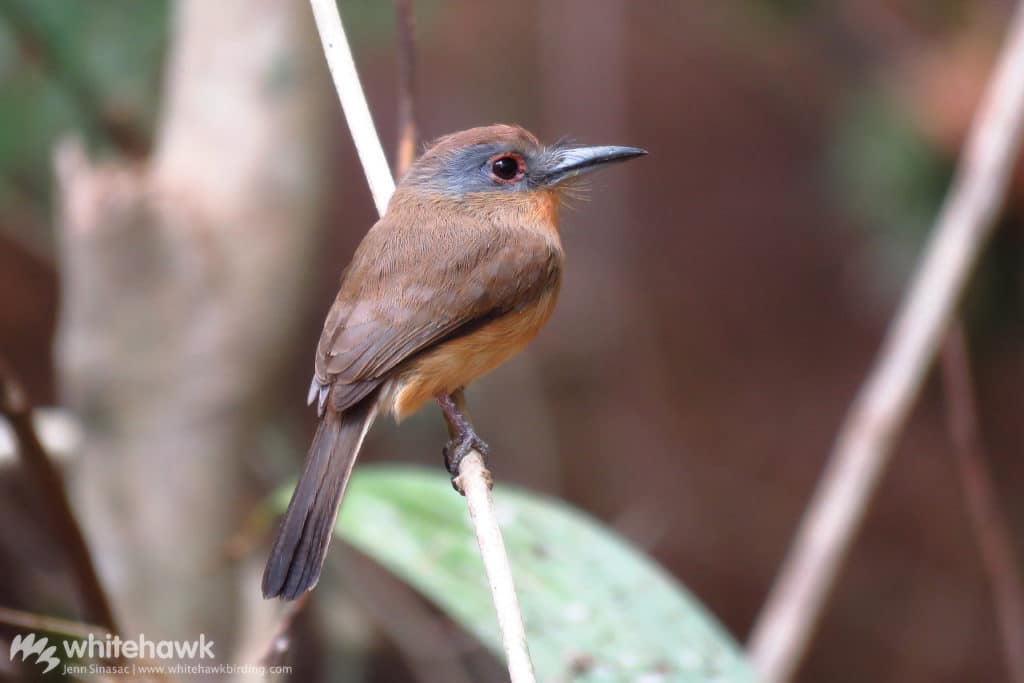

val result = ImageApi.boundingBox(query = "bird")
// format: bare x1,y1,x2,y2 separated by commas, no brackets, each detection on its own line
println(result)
262,124,646,600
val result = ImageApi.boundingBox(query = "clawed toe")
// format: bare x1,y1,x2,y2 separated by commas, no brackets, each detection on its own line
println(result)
443,432,489,476
436,392,491,494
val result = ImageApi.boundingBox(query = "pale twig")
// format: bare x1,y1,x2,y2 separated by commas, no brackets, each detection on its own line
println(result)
456,453,536,682
939,324,1024,683
306,3,537,681
308,0,394,217
748,6,1024,682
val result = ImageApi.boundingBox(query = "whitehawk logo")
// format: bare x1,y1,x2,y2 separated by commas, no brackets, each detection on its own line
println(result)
10,633,61,673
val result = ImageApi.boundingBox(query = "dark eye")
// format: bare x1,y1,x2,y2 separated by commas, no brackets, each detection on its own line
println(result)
489,154,524,183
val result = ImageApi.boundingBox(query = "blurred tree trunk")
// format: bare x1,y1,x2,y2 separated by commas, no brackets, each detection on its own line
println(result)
54,0,332,653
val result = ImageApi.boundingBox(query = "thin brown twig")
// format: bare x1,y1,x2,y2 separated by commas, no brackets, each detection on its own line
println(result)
394,0,417,178
0,605,169,682
0,606,106,641
939,323,1024,683
749,5,1024,681
0,360,119,634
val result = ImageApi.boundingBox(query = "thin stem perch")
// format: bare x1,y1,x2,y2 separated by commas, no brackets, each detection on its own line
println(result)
748,6,1024,682
457,453,535,682
308,0,394,217
306,2,536,681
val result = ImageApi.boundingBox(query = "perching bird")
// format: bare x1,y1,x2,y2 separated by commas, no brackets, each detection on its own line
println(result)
262,124,646,600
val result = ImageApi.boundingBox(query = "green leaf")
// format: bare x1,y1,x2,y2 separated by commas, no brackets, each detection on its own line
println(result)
306,465,755,682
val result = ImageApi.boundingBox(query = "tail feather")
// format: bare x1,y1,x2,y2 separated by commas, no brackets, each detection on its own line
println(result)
262,396,377,600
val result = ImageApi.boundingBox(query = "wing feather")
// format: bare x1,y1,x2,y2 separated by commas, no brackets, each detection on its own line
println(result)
312,215,560,413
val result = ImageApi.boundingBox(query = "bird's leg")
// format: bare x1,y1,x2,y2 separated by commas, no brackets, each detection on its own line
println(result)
436,390,490,489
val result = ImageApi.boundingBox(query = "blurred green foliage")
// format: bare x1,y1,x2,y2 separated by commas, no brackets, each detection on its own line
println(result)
0,0,168,171
831,91,951,288
304,466,756,683
0,0,168,246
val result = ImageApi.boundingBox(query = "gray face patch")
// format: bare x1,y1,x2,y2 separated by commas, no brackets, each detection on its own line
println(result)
445,143,526,194
401,140,646,199
407,143,544,197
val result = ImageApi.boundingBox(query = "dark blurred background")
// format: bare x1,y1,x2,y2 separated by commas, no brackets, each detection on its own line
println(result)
1,1,1023,682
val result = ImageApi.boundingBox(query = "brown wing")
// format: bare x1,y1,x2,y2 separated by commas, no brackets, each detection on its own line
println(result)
311,214,561,414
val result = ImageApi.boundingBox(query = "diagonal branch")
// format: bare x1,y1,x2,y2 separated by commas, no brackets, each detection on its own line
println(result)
749,5,1024,682
306,2,536,681
308,0,394,217
0,360,119,634
940,324,1024,683
0,606,106,642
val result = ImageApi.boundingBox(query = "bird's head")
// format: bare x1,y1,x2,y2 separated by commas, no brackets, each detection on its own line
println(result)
396,124,646,209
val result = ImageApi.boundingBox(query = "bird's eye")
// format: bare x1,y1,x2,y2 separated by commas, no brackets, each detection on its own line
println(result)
489,153,525,184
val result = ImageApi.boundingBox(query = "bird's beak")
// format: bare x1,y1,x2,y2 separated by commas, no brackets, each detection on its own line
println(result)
539,145,647,186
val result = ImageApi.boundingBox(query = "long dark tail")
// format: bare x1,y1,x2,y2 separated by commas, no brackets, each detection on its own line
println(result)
262,396,376,600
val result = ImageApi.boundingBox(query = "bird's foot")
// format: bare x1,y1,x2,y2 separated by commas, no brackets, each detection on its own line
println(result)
443,429,490,494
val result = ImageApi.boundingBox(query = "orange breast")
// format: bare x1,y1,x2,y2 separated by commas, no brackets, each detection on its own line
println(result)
387,286,560,419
